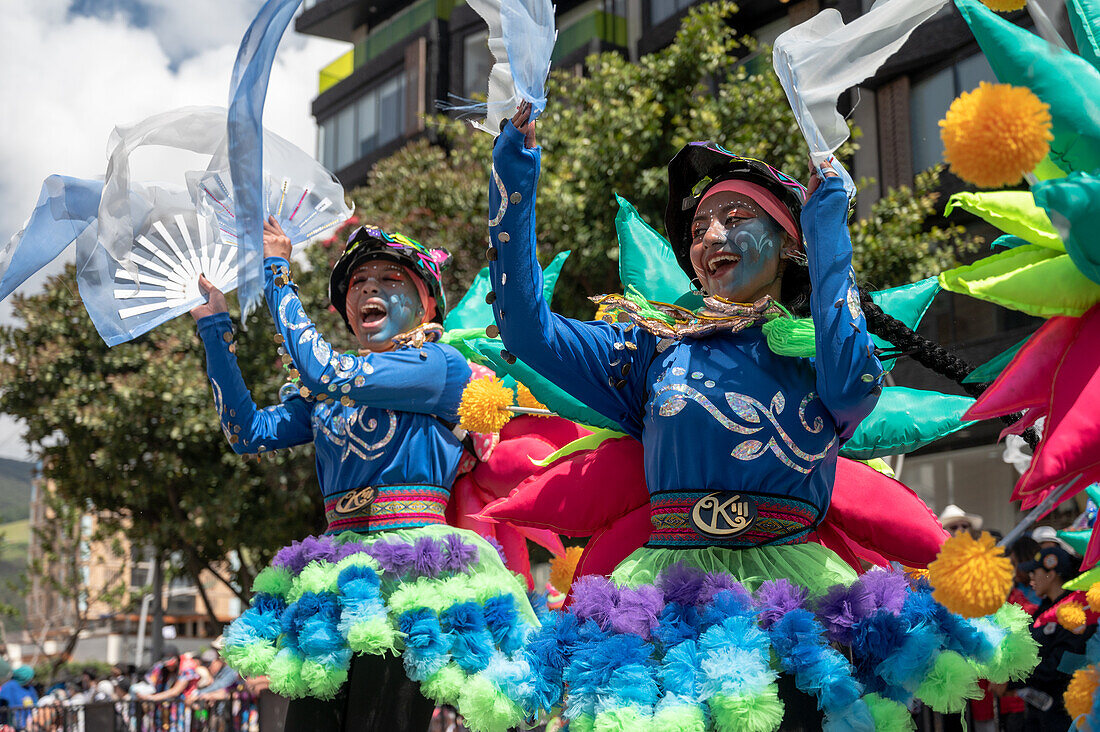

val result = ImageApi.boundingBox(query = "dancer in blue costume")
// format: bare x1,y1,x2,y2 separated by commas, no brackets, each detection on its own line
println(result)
191,219,541,732
484,103,1038,731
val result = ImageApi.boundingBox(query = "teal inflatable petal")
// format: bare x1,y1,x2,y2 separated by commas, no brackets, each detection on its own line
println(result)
955,0,1100,174
1069,0,1100,71
444,268,494,332
991,235,1031,251
869,277,940,371
1058,528,1091,556
443,252,572,332
1033,171,1100,286
470,339,624,432
542,251,570,307
962,335,1029,384
615,194,703,310
841,386,977,460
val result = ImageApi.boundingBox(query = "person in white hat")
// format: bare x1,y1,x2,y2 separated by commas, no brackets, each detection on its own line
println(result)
1031,525,1079,556
939,504,983,535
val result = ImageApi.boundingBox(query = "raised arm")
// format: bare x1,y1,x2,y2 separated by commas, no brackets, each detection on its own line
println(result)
802,174,884,439
488,109,652,437
193,278,312,455
263,257,470,422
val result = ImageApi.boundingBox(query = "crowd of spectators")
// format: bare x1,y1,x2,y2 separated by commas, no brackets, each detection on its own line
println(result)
939,505,1098,732
0,637,264,731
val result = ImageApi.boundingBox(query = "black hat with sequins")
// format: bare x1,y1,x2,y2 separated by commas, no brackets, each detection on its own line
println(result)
329,226,451,331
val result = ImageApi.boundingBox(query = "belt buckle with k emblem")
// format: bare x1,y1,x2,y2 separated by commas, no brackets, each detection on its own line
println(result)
690,491,757,538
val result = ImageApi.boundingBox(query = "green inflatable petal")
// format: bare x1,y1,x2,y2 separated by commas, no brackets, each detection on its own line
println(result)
1058,529,1092,556
956,0,1100,174
1033,171,1100,286
531,428,626,467
1069,0,1100,71
470,339,624,432
944,191,1063,251
1065,564,1100,591
869,277,940,371
542,251,571,307
939,245,1100,318
443,253,571,332
615,194,703,310
962,335,1029,384
841,386,977,460
444,268,494,332
1032,155,1068,181
440,327,496,365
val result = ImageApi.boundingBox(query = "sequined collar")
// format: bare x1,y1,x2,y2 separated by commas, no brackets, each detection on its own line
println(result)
357,323,444,355
590,294,783,339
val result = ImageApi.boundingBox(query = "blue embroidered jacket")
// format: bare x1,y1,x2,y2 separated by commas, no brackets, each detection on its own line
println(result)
488,124,883,516
196,258,471,499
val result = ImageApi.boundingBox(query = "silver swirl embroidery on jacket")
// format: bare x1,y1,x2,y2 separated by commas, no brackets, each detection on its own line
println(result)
298,327,333,367
343,409,397,461
210,379,234,442
799,393,824,434
655,384,836,474
278,292,309,331
488,165,508,227
312,403,347,447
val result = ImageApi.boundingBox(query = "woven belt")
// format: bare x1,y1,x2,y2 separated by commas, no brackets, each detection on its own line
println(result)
324,484,449,534
647,490,820,549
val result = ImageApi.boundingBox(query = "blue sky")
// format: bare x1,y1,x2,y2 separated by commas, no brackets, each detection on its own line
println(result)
0,1,346,459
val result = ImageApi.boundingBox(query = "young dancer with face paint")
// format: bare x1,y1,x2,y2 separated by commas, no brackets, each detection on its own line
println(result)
191,218,541,732
484,104,1038,729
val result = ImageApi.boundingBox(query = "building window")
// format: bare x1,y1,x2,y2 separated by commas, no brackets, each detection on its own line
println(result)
909,53,995,173
319,71,408,172
649,0,693,28
463,31,492,98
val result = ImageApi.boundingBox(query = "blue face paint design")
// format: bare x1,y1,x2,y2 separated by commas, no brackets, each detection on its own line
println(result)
704,217,783,302
345,262,425,350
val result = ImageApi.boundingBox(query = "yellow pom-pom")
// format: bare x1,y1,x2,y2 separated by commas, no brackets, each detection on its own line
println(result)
549,546,584,595
904,566,930,582
940,82,1052,188
928,531,1014,617
1065,666,1100,721
1058,601,1089,633
516,382,547,412
458,376,514,433
980,0,1026,10
1088,583,1100,613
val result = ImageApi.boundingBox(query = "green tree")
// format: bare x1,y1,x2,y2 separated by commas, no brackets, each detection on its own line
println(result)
352,1,978,317
0,246,350,624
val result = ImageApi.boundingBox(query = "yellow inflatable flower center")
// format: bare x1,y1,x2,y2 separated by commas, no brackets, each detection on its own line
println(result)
927,531,1013,617
940,82,1053,188
458,375,514,433
980,0,1027,10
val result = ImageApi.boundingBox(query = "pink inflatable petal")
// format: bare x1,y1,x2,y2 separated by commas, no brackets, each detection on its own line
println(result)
499,415,591,446
569,505,653,593
517,526,566,557
808,524,865,574
450,475,497,537
470,434,559,498
963,315,1080,421
496,524,534,589
1016,306,1100,500
827,458,948,567
477,437,647,536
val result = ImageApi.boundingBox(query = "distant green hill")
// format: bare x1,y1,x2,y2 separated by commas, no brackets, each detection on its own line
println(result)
0,458,33,524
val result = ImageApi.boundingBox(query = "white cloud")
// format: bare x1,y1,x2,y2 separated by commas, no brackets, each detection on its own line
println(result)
0,1,349,459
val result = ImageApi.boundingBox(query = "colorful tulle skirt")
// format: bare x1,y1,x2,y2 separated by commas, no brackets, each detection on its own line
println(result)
221,524,543,732
525,544,1039,732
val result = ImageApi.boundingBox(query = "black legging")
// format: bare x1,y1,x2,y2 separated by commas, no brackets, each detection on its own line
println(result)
283,653,435,732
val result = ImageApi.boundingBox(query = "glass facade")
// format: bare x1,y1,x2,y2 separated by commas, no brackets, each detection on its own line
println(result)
319,71,408,171
463,31,492,98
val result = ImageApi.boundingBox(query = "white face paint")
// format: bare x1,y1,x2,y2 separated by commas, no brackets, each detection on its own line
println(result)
688,191,787,303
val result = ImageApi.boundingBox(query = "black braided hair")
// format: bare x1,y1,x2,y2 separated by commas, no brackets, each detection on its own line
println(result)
859,291,1039,450
779,261,812,317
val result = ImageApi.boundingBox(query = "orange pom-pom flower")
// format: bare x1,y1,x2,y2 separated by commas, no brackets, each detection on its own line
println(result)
549,546,584,595
940,82,1052,188
928,531,1014,617
1058,601,1088,633
1087,582,1100,613
458,375,514,433
1065,666,1100,722
516,382,548,412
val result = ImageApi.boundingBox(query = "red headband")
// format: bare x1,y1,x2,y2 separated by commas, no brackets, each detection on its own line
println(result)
696,179,800,244
402,264,438,324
